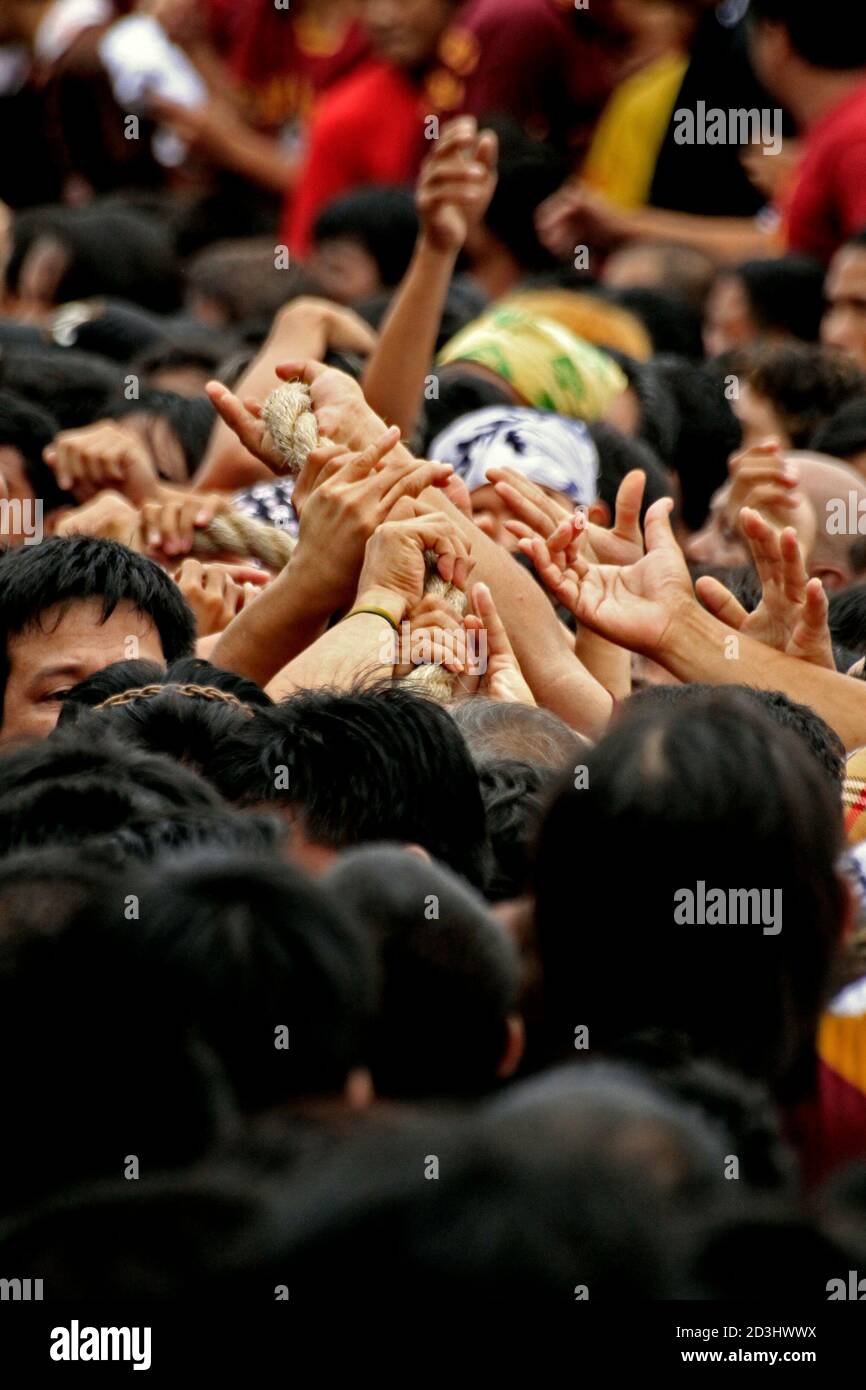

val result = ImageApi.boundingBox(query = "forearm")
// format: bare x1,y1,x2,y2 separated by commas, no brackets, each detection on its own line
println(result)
419,485,612,736
212,561,330,686
576,628,631,702
194,311,328,492
266,587,401,699
613,207,774,264
659,602,866,749
208,123,297,195
361,236,457,438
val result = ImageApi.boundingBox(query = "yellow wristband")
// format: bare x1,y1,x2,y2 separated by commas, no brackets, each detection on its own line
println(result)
342,605,400,633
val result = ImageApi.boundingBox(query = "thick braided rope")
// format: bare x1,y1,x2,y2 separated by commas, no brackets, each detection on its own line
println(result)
193,511,295,571
94,683,256,714
188,380,321,569
257,381,466,699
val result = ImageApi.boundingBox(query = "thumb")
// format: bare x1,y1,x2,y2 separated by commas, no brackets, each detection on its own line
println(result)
613,469,646,541
694,574,748,630
471,581,512,659
642,496,679,554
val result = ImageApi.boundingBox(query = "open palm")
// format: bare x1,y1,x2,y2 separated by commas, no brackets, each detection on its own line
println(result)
574,499,694,655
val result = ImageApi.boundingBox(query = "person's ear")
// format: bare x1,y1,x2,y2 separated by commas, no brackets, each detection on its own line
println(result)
344,1066,374,1110
588,500,610,527
496,1013,525,1079
808,563,847,592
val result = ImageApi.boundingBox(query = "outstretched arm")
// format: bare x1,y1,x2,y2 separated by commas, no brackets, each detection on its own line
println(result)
361,117,498,438
572,498,866,749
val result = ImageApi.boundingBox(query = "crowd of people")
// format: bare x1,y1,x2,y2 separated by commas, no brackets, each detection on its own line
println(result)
2,0,866,1313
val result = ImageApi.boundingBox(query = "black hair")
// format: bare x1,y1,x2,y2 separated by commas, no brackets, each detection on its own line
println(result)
0,347,125,430
115,849,377,1110
749,0,866,69
109,388,217,478
811,397,866,463
745,342,866,449
449,695,586,768
57,660,273,772
587,421,674,527
132,328,241,389
0,726,223,857
0,846,227,1212
325,845,518,1099
87,806,288,867
652,355,743,530
833,642,862,674
533,689,846,1099
605,287,704,360
733,256,826,343
621,682,845,791
0,1094,694,1303
601,352,681,462
184,238,325,326
313,185,419,288
480,117,569,274
0,537,194,724
212,685,486,887
0,388,72,512
829,583,866,656
60,692,258,786
165,657,274,707
7,204,181,312
476,757,559,902
56,658,168,714
421,367,516,452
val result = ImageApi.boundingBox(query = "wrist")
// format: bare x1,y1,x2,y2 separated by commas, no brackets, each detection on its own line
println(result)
416,232,461,267
354,587,408,625
284,542,343,622
658,596,720,676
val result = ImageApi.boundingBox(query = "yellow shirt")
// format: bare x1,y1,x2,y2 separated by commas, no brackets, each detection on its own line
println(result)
582,52,689,209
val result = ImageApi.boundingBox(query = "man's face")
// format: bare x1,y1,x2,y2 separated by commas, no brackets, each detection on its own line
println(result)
1,597,165,742
703,274,756,358
683,481,749,567
822,247,866,369
359,0,455,68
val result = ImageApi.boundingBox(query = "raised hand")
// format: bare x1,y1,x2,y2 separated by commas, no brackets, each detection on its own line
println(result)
140,488,233,559
416,116,498,255
355,496,474,620
44,420,161,506
517,514,586,614
695,507,835,668
462,582,535,705
571,497,694,655
174,558,269,638
723,439,815,556
492,465,646,566
293,433,455,610
205,381,288,474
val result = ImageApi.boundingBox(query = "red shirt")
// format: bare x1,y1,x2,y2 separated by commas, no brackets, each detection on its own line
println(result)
431,0,617,151
205,0,369,131
783,81,866,264
283,60,427,256
283,0,620,257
